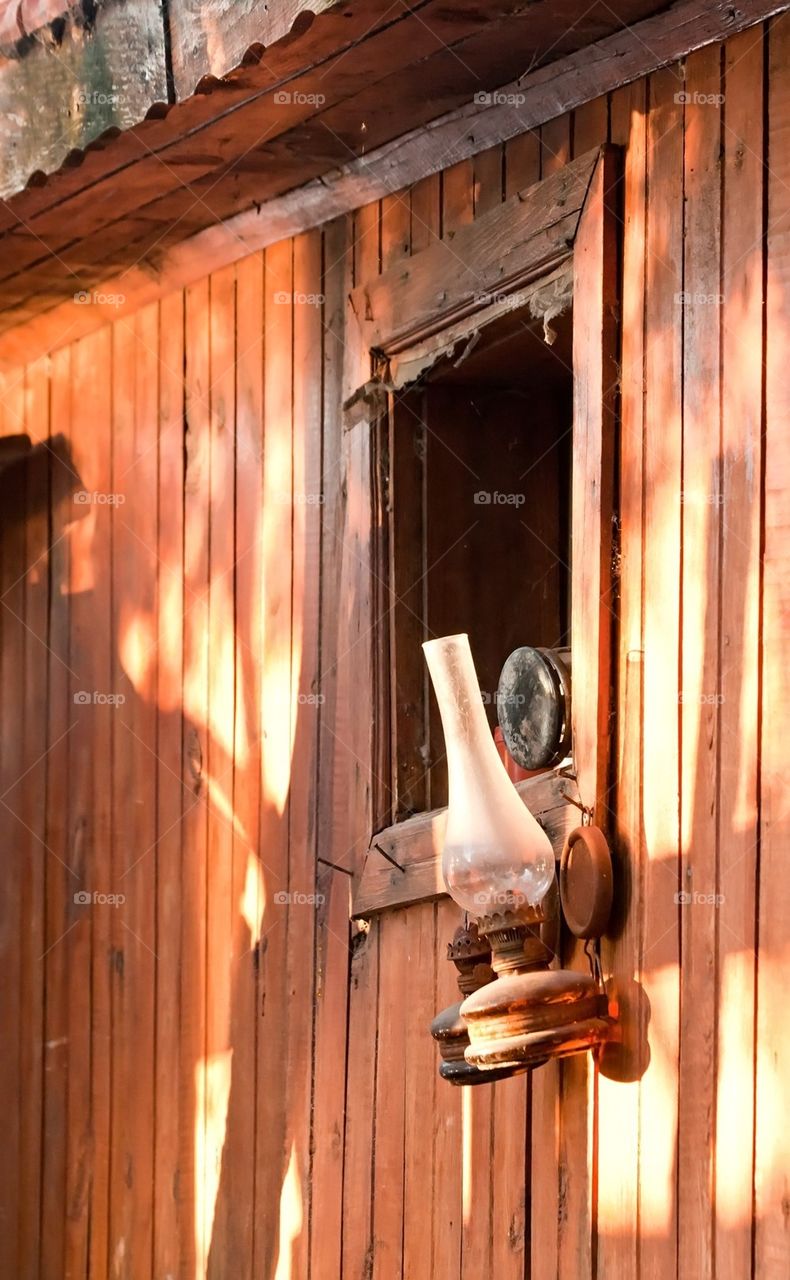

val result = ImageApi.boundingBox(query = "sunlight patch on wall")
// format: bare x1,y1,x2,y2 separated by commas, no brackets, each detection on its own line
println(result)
119,605,156,700
274,1140,304,1280
640,963,679,1230
240,848,265,946
462,1086,474,1226
715,950,755,1226
261,648,295,815
194,1049,233,1280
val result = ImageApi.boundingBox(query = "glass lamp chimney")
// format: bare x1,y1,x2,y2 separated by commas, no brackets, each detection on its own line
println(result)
423,633,555,917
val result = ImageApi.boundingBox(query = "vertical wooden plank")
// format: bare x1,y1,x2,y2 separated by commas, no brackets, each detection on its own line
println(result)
491,1072,528,1279
310,217,352,1280
39,344,72,1280
504,130,541,197
715,27,763,1280
596,77,648,1280
402,900,437,1280
394,173,439,1280
564,144,619,1280
371,906,408,1280
383,186,424,814
388,390,428,818
64,340,92,1280
461,1080,495,1280
372,190,411,1280
85,327,114,1280
678,43,722,1280
203,263,237,1278
109,305,158,1280
0,366,26,1280
639,66,684,1280
439,164,481,1280
254,238,294,1280
560,96,615,1280
473,144,504,216
755,14,790,1277
66,327,113,1280
153,288,185,1280
411,175,441,254
180,277,211,1280
541,114,571,176
502,129,542,1278
573,96,609,156
341,200,380,1280
283,228,324,1279
442,160,474,235
17,356,49,1279
381,189,411,267
431,901,464,1280
225,250,263,1280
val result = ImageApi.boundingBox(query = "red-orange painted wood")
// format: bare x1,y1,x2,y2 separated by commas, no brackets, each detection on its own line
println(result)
153,287,185,1280
597,77,648,1278
541,113,571,175
285,228,324,1279
179,276,211,1280
0,29,783,1280
225,250,262,1280
678,44,722,1280
755,15,790,1276
716,26,763,1279
16,356,49,1278
0,365,26,1279
39,345,72,1280
108,306,158,1280
204,263,238,1278
254,238,294,1279
639,64,684,1280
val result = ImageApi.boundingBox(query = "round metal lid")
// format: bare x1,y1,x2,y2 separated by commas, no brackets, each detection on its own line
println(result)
496,646,571,770
559,825,613,939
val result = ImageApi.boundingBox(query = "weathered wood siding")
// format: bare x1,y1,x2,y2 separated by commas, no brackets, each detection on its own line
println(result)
0,16,787,1279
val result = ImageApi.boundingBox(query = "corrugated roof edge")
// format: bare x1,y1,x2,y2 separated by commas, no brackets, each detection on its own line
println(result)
6,4,324,198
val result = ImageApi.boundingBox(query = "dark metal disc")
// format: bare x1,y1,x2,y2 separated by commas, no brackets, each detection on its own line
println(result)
496,646,571,770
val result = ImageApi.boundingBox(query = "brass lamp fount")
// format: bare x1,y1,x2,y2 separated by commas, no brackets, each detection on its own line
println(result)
423,633,612,1074
430,922,527,1085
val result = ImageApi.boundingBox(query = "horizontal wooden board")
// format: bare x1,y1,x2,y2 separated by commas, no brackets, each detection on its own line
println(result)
348,149,600,356
353,768,579,916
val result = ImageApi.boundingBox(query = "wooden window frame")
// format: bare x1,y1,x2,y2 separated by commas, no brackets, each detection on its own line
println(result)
342,144,620,917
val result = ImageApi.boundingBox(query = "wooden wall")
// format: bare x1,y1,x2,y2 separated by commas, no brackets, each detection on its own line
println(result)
0,14,788,1279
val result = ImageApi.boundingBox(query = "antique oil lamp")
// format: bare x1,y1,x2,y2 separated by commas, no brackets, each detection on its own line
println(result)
430,921,527,1085
423,633,612,1073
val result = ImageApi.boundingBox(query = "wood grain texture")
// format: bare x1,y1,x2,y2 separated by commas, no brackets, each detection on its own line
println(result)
596,76,648,1278
678,43,722,1280
715,27,763,1277
755,14,790,1276
0,28,783,1280
639,65,684,1280
349,148,599,356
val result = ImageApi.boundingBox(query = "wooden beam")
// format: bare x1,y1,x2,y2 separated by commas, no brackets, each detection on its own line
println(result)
348,147,599,357
0,0,786,369
352,768,578,917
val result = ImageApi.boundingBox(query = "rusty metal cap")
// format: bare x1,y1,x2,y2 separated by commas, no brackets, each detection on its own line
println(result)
559,824,613,939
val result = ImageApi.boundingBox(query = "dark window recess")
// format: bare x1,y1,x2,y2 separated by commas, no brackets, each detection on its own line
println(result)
380,305,573,822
